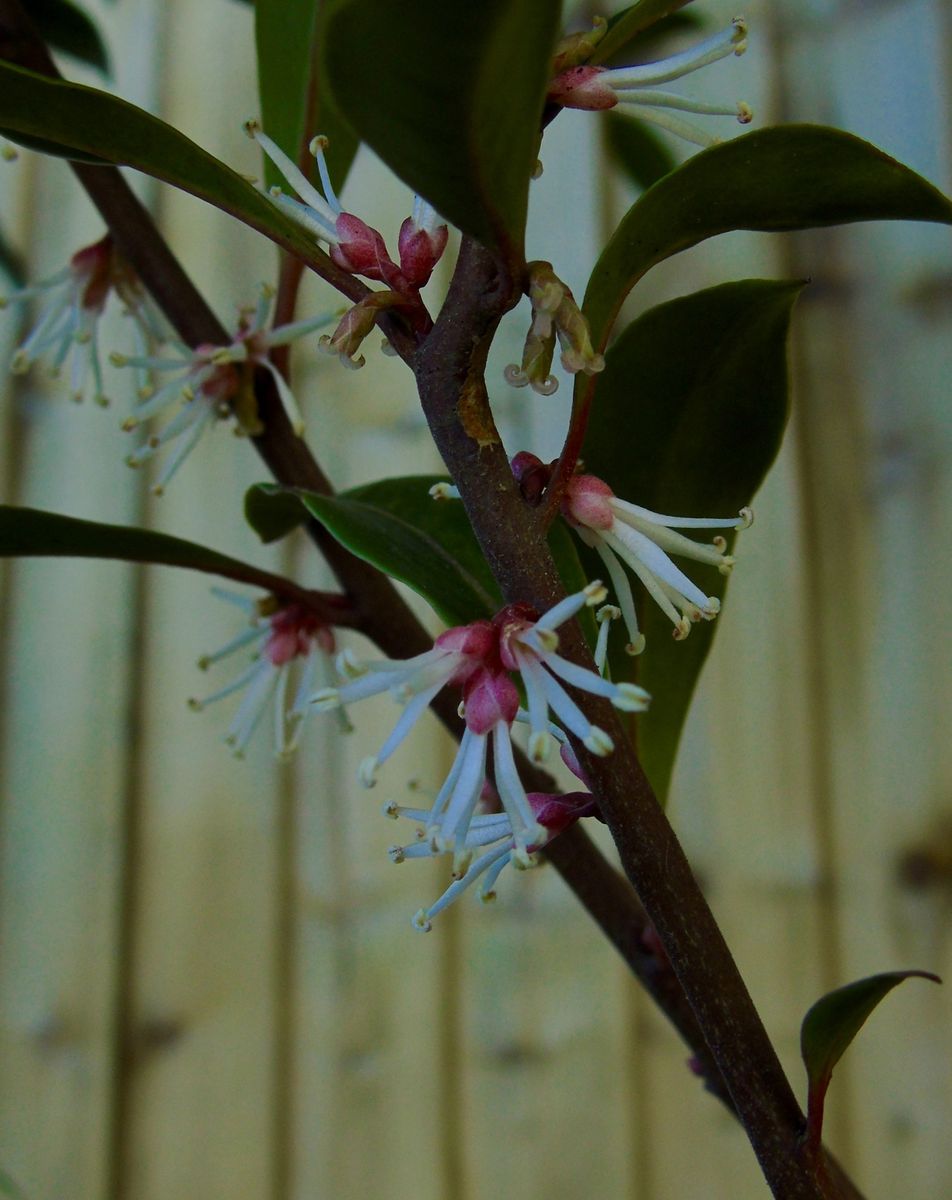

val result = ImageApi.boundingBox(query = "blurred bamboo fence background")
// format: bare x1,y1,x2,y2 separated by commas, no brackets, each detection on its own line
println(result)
0,0,950,1197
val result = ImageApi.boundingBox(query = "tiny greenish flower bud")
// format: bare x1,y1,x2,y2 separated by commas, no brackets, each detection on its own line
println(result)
317,297,390,370
554,295,605,376
550,15,608,76
505,262,602,396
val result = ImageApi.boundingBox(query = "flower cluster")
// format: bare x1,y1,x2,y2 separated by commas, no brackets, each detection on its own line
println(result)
505,261,604,396
247,122,448,365
313,584,648,927
1,233,164,405
548,17,751,148
112,286,335,493
189,591,342,758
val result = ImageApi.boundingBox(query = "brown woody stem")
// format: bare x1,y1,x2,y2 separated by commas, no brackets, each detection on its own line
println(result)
413,236,859,1200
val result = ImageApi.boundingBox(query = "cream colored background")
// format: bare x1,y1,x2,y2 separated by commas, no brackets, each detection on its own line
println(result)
1,1,950,1196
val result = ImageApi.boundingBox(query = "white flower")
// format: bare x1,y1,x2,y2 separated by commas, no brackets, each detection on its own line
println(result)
112,285,335,493
563,473,752,653
313,584,650,863
384,782,598,932
0,233,164,404
189,590,343,758
548,17,751,148
495,584,649,764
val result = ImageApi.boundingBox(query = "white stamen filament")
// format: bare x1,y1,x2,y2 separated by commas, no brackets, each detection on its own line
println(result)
602,19,746,91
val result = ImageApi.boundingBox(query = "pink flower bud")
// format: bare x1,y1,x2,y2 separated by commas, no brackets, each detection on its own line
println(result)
331,214,407,290
397,215,449,289
265,604,324,666
547,66,617,111
511,451,552,504
435,619,498,683
563,474,616,531
529,790,599,837
463,669,520,734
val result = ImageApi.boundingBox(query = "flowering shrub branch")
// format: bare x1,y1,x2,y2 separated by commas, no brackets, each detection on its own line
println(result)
3,0,948,1195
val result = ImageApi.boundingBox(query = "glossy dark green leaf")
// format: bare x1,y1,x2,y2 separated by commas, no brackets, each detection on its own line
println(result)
245,481,310,543
604,112,676,192
33,0,111,76
301,478,500,626
0,62,332,269
254,0,357,194
322,0,561,259
252,475,590,630
591,0,696,65
801,970,940,1147
581,279,803,802
0,226,25,286
583,125,952,351
0,504,294,594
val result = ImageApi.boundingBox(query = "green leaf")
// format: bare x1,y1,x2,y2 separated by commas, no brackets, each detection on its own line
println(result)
0,226,25,286
249,476,590,631
0,62,333,269
0,1166,26,1199
0,505,293,594
33,0,111,77
245,481,310,543
581,279,804,802
301,478,501,626
801,970,941,1147
583,125,952,351
254,0,357,194
322,0,562,259
604,112,676,192
591,0,696,65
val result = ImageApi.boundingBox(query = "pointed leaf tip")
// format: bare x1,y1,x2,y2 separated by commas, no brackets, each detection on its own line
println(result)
583,124,952,350
800,969,941,1148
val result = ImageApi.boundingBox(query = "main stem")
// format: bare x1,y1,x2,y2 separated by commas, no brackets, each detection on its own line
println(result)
414,237,849,1200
